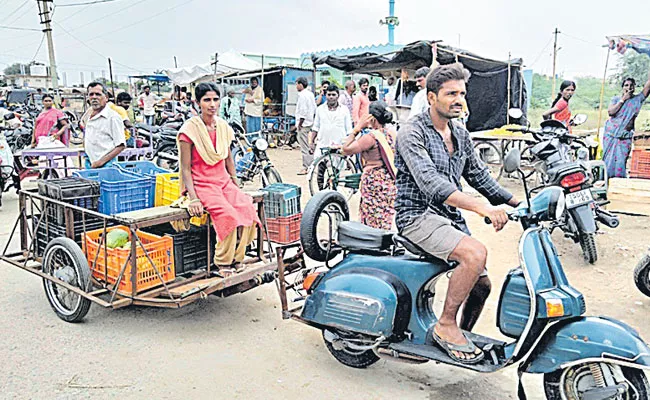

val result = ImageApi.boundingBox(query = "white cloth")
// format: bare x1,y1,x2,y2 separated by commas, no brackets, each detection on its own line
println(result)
138,93,158,116
312,103,352,152
244,86,264,117
84,106,125,163
408,89,429,119
384,84,397,106
295,88,317,128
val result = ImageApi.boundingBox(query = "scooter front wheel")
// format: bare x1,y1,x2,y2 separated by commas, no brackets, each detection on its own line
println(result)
633,254,650,297
543,363,649,400
322,330,380,369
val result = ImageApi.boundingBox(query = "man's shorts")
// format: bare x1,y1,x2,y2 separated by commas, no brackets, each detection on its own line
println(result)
400,211,487,276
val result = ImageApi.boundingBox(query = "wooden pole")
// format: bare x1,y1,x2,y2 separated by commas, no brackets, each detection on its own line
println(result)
596,46,611,159
108,57,115,99
173,56,178,68
507,52,511,124
213,52,218,82
551,28,560,99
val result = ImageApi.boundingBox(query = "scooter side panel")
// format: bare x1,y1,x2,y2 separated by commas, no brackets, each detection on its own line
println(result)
524,316,650,373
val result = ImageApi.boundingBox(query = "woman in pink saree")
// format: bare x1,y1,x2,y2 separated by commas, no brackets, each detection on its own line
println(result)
32,94,69,147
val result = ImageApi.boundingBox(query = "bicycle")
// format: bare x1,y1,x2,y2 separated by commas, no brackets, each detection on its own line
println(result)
307,147,361,200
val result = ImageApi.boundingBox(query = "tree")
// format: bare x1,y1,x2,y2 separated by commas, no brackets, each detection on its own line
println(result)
3,63,30,76
612,52,650,87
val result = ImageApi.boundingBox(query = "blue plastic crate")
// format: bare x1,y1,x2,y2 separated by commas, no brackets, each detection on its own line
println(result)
261,183,301,218
114,161,170,206
73,168,151,215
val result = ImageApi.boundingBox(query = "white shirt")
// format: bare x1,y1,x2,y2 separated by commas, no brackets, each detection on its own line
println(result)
295,88,317,127
244,86,264,117
84,105,125,163
138,92,158,116
384,84,397,106
408,89,428,119
312,103,352,151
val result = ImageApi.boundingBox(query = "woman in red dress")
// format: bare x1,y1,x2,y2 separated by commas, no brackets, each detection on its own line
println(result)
178,83,260,275
542,80,576,130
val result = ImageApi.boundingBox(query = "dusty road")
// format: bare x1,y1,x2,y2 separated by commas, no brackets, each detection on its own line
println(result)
1,147,649,400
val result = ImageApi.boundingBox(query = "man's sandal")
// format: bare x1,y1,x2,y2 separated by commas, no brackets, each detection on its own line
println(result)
432,330,485,365
214,265,236,278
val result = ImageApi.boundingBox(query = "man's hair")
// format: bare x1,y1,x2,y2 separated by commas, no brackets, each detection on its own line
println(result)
426,63,470,94
358,77,369,86
87,81,108,95
117,92,132,102
415,66,431,79
180,87,187,93
326,85,339,93
345,80,355,89
42,93,54,101
296,77,308,87
37,88,43,93
321,80,330,86
195,82,220,102
143,85,150,90
623,77,636,87
251,77,259,84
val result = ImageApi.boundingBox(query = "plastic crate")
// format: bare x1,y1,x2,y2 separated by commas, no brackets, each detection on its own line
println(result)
144,224,214,275
630,149,650,179
154,172,180,206
264,213,301,244
83,226,175,295
73,168,151,215
34,215,108,257
37,178,100,224
261,183,301,218
115,161,171,206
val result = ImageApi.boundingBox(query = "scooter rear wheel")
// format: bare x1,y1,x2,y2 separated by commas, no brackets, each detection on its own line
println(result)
633,254,650,297
322,330,380,369
543,363,649,400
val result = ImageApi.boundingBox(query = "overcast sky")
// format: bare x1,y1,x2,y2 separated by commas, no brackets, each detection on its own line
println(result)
1,0,648,85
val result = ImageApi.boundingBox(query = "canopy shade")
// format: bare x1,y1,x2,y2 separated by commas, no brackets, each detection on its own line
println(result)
607,35,650,57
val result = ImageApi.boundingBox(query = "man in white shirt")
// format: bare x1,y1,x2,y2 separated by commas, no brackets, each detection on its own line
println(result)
310,85,352,157
138,85,158,125
384,76,397,106
244,77,264,133
84,82,125,169
294,76,317,175
408,66,431,120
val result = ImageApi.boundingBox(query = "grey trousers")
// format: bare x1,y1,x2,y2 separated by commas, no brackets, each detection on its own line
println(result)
297,126,313,169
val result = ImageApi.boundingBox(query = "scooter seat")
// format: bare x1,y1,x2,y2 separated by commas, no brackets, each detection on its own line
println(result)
338,221,395,252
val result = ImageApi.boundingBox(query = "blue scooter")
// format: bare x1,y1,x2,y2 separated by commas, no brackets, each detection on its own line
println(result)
277,149,650,399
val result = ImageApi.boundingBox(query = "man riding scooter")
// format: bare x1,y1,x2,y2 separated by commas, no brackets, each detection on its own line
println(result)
395,63,520,364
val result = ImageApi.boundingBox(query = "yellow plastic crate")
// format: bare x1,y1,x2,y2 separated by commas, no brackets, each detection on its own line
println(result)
154,172,207,226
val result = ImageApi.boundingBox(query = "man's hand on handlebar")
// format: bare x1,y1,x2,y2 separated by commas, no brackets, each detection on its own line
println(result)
477,205,509,232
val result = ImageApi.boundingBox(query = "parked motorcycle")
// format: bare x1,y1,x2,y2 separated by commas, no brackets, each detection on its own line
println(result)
231,127,282,187
283,149,650,399
507,113,618,264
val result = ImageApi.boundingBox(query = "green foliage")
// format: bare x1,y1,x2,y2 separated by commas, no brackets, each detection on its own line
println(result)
3,63,30,76
530,73,619,111
612,52,650,88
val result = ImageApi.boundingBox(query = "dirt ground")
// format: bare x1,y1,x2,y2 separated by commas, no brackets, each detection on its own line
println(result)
1,147,649,400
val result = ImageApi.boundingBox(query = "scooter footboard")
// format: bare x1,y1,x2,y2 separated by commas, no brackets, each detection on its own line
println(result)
524,316,650,373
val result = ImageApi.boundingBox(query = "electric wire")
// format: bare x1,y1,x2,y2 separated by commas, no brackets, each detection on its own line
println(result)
528,37,554,68
0,25,40,32
63,0,151,33
0,0,30,24
56,0,121,6
30,33,46,62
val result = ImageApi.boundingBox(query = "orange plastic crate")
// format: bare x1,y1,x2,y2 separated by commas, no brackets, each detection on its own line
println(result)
263,213,301,244
83,226,175,295
630,149,650,179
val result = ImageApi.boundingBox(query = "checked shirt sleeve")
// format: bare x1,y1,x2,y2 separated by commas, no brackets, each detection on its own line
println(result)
461,134,513,205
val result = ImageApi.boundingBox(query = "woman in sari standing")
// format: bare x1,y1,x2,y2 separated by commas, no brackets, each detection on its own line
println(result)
542,80,575,129
341,101,397,230
32,93,69,147
603,70,650,178
178,83,260,275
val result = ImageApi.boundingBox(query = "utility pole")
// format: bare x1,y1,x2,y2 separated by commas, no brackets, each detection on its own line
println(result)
551,27,560,98
108,58,115,99
212,52,218,82
174,56,178,68
37,0,60,100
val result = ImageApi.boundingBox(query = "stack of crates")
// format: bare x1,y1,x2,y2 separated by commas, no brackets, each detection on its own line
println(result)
73,168,151,215
114,161,170,207
261,183,301,244
630,149,650,179
144,224,215,276
35,178,106,256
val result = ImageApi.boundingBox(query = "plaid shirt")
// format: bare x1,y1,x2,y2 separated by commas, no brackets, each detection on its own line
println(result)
395,112,513,231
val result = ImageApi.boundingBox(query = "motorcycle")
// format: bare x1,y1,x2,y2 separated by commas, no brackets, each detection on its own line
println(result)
0,126,15,208
507,112,618,264
231,125,282,187
280,149,650,399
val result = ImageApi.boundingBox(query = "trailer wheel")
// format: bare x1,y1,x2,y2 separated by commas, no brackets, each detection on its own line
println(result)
300,190,349,262
42,237,92,323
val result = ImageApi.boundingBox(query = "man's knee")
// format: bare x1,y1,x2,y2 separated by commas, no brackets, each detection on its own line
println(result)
452,237,488,275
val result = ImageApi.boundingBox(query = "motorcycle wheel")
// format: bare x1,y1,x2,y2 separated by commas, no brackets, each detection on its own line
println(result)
300,190,349,262
633,253,650,297
155,144,178,171
543,363,649,400
261,166,282,187
322,330,380,369
578,233,598,264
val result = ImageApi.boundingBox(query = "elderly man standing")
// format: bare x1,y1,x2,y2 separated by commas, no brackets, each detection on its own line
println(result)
84,82,125,169
351,77,370,126
220,87,242,127
339,80,356,116
294,76,317,175
408,66,431,119
244,77,264,133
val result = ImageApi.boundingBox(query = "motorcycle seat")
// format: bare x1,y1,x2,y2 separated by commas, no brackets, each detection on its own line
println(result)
338,221,395,253
135,123,160,133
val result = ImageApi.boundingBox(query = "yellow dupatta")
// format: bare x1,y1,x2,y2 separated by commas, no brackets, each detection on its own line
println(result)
370,128,397,180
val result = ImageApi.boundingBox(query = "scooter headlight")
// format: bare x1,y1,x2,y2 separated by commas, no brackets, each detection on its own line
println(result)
255,138,268,152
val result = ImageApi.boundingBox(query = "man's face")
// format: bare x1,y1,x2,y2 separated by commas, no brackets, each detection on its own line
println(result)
144,87,150,95
428,80,466,119
321,83,329,93
347,83,356,94
416,76,426,90
623,80,636,95
296,82,304,92
251,80,258,89
326,90,338,107
360,82,369,93
388,77,395,86
228,91,235,98
88,86,107,110
118,99,130,110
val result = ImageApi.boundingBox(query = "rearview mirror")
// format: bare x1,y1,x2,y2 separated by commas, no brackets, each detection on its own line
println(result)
571,114,587,126
508,108,523,119
503,148,521,174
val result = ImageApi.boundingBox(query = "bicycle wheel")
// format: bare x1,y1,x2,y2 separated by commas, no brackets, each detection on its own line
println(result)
473,141,502,181
308,153,358,200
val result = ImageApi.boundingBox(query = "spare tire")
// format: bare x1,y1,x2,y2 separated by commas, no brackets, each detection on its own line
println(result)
300,190,349,262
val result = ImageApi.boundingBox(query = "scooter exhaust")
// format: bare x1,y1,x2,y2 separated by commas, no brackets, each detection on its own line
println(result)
595,209,620,229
